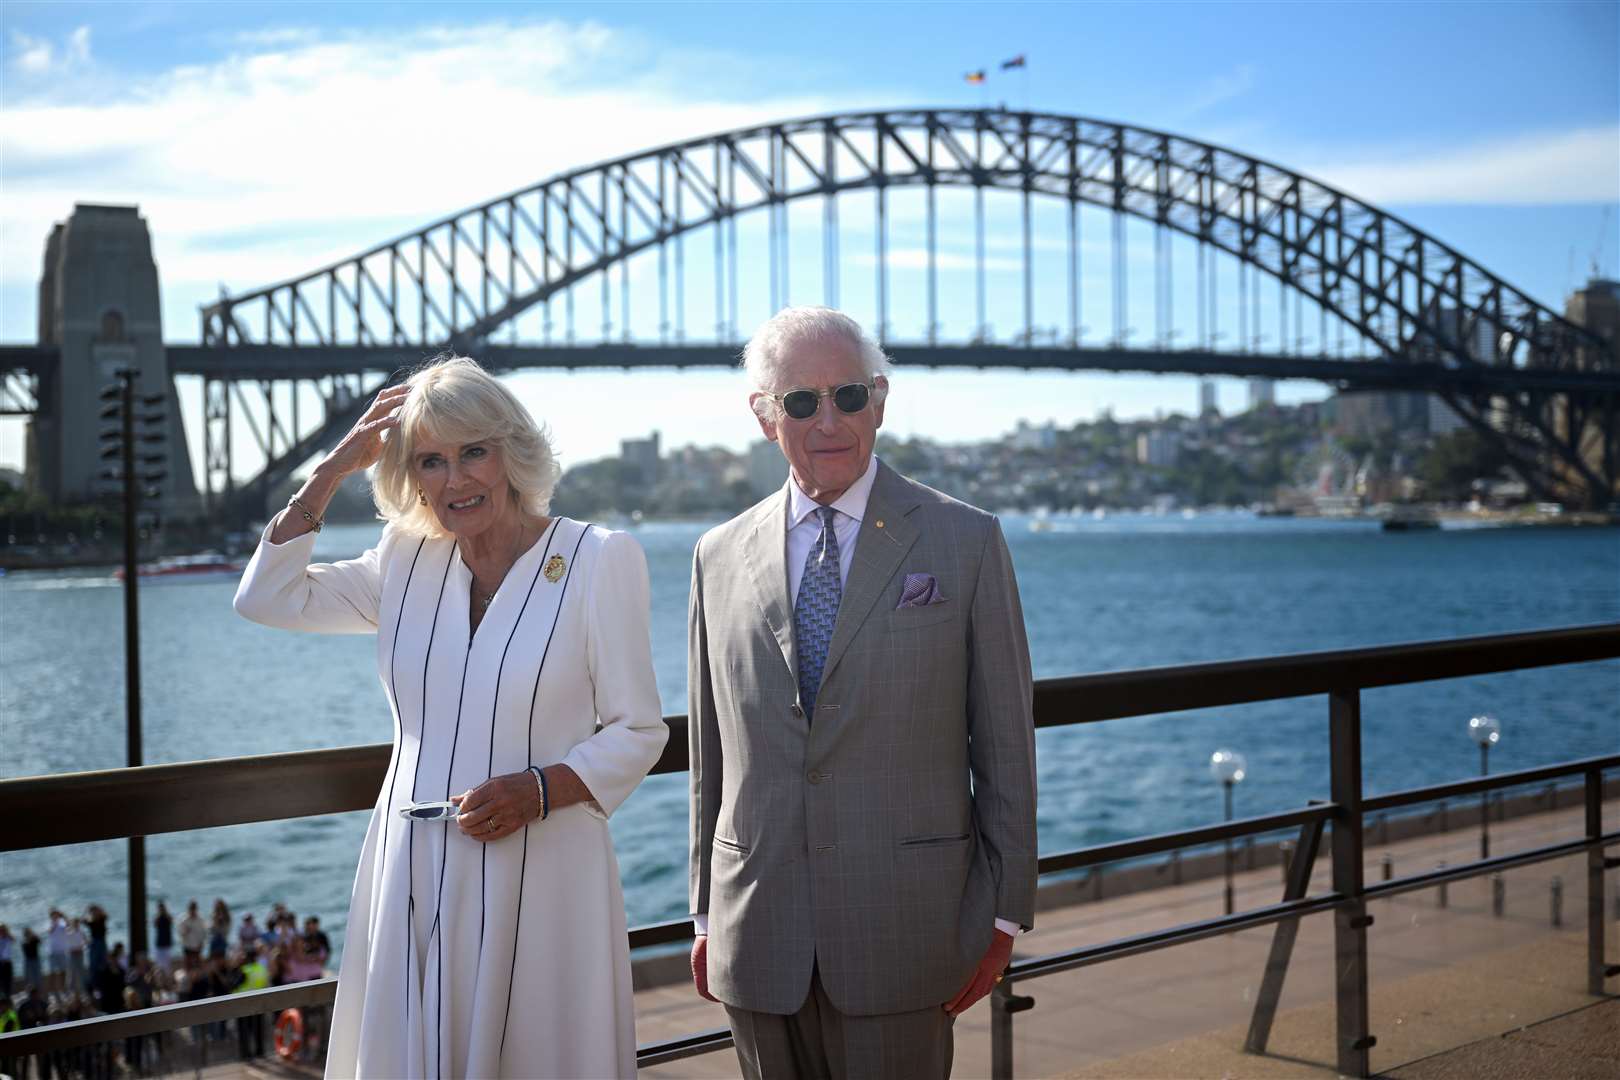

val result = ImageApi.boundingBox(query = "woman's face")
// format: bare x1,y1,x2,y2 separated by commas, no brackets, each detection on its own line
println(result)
411,431,516,541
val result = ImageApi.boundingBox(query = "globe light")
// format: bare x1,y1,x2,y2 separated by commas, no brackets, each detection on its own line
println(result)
1209,748,1247,785
1468,714,1501,747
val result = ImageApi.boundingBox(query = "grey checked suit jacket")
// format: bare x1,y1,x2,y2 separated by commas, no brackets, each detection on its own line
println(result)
688,462,1037,1017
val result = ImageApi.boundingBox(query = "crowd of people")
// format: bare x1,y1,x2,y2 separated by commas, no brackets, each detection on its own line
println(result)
0,898,332,1077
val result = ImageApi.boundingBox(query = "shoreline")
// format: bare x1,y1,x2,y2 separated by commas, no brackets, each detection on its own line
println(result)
3,507,1614,573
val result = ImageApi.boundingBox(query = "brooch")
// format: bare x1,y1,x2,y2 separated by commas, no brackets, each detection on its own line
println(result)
542,554,567,583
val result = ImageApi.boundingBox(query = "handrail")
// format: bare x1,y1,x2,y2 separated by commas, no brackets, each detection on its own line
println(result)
5,623,1616,852
1034,805,1337,874
1362,753,1620,812
2,623,1616,1069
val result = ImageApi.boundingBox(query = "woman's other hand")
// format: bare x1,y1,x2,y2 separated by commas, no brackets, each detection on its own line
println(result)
453,772,543,843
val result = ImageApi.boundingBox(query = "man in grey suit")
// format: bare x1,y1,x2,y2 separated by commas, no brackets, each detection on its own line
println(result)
688,306,1038,1078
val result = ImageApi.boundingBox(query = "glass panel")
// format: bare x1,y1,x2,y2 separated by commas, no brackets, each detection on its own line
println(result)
1367,852,1600,1074
956,911,1340,1077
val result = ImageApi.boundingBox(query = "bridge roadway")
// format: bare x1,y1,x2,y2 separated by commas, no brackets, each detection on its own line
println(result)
7,342,1620,395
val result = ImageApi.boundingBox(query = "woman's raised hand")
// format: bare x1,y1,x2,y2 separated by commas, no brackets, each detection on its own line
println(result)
320,383,412,478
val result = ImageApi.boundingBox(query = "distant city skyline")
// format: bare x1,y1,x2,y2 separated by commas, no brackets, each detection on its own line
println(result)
2,1,1615,477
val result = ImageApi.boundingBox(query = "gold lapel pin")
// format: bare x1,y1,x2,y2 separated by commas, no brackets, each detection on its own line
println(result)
543,554,566,583
875,520,885,529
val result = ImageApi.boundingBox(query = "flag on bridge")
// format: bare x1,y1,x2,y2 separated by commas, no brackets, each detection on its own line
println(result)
1000,55,1026,70
964,69,986,84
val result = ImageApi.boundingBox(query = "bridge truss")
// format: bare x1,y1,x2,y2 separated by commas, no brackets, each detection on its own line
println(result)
192,108,1616,514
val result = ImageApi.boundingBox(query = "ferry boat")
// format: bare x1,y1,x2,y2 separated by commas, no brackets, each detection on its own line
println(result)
1380,508,1441,532
114,552,247,582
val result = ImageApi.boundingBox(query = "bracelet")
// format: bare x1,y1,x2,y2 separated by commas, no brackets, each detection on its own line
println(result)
288,495,324,534
526,765,549,821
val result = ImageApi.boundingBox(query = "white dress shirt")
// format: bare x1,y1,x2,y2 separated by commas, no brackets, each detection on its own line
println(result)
696,455,1020,941
785,454,879,604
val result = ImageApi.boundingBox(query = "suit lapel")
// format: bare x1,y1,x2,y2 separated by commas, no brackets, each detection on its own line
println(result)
818,463,920,689
742,488,797,681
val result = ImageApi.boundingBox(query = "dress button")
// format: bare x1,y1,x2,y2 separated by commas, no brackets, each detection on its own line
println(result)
791,704,804,719
808,771,828,784
815,844,836,854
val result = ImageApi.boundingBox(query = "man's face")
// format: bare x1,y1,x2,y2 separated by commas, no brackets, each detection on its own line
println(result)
750,337,886,505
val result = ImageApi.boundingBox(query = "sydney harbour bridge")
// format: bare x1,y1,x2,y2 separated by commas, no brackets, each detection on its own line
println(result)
6,108,1618,519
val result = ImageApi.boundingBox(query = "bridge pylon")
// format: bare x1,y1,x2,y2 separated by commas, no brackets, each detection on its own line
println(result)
32,204,200,518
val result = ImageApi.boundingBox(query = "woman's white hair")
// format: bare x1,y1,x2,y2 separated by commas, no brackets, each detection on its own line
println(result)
372,355,561,538
742,306,891,418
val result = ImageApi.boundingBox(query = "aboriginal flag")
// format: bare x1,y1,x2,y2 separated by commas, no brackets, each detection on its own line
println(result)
1001,55,1026,70
964,70,986,84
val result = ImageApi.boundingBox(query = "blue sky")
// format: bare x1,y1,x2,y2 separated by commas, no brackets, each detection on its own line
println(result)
2,1,1616,476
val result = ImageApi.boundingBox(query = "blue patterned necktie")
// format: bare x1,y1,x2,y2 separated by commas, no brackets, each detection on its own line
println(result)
793,506,843,714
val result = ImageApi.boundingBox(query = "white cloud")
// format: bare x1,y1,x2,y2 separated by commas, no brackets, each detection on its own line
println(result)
1182,65,1256,117
6,25,91,75
1299,126,1620,205
65,26,92,67
9,30,56,75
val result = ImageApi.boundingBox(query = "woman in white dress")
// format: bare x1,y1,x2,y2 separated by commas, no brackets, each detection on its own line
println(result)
234,356,668,1079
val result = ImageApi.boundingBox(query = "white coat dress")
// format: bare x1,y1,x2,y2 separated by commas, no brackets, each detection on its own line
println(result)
234,517,668,1079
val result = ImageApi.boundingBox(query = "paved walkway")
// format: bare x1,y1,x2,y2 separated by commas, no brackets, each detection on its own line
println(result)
173,798,1618,1079
638,798,1617,1078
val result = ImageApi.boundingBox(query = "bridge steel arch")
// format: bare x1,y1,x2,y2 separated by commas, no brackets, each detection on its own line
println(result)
198,108,1617,512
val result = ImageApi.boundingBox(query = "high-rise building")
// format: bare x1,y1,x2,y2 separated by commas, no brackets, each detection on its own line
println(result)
1135,429,1180,468
747,439,788,499
1247,379,1275,411
1561,279,1620,497
1428,396,1469,437
1199,380,1219,417
619,431,661,488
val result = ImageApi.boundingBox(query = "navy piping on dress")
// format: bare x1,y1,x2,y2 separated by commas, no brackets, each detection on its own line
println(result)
496,521,592,1067
374,536,427,943
474,521,563,1009
426,518,558,1079
403,545,455,1051
426,557,474,1080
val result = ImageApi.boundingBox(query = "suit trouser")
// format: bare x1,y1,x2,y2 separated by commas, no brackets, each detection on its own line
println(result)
724,967,953,1080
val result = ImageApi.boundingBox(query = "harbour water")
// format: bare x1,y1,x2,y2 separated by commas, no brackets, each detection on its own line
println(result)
3,513,1616,960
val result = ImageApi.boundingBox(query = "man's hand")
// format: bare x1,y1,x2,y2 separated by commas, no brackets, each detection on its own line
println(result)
691,935,718,1003
943,929,1015,1016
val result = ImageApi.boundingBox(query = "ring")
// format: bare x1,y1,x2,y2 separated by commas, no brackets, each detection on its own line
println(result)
488,818,499,831
994,975,1004,985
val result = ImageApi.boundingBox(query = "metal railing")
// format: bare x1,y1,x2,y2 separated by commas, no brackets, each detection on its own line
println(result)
3,623,1617,1076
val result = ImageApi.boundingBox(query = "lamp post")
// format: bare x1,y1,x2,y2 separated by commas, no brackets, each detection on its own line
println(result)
98,368,166,956
1468,714,1501,859
1210,748,1248,915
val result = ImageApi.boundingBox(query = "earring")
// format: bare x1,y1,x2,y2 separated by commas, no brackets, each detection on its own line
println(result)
418,489,427,506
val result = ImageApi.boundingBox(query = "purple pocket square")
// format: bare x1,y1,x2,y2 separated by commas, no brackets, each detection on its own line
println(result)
897,572,947,608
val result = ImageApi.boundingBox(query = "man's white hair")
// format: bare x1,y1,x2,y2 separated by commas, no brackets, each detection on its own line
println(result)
742,307,892,413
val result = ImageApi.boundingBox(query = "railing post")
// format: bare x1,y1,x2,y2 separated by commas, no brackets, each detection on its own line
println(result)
1587,768,1614,995
1245,814,1327,1054
989,980,1034,1080
1329,688,1373,1077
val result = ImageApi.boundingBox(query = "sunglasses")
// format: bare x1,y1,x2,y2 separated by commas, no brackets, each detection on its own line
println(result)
767,382,874,421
